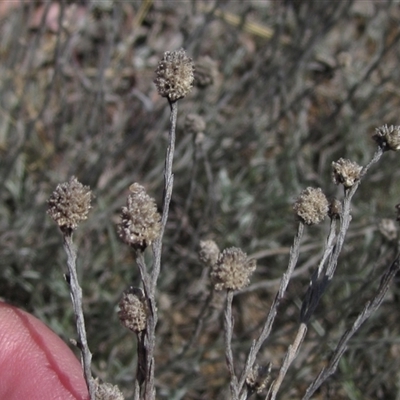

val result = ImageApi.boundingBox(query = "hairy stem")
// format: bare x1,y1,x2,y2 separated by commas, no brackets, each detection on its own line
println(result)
303,252,400,399
136,100,178,400
225,290,239,400
238,222,305,394
267,323,307,400
63,233,95,399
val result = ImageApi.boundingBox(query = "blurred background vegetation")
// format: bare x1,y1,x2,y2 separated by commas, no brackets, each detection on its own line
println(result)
1,1,400,399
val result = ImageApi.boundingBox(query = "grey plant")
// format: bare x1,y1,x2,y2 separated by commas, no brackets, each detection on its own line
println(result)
3,2,400,399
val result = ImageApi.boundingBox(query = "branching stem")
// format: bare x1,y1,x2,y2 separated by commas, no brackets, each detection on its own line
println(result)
135,100,179,400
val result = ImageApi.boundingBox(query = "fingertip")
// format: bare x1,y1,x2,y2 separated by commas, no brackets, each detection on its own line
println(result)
0,302,89,400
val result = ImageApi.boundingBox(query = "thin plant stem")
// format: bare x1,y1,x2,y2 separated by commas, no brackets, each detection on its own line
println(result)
326,147,383,278
152,100,178,287
134,251,152,398
301,147,384,323
236,147,383,398
63,232,95,399
224,290,239,400
300,218,337,323
270,146,385,398
134,381,140,400
135,100,178,400
267,323,307,400
302,252,400,399
237,222,305,394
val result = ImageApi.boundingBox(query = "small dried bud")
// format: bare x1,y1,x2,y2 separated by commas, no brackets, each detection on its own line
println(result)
378,218,397,241
118,287,147,333
94,379,125,400
211,247,256,291
329,198,342,219
117,183,161,250
185,113,206,136
199,240,220,267
373,124,400,151
332,158,362,188
194,56,218,88
47,176,92,232
246,363,271,395
293,187,329,225
154,48,194,102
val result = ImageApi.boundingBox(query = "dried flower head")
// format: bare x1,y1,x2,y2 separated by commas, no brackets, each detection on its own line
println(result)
118,287,147,333
378,218,397,241
117,183,161,250
329,198,342,219
194,56,218,88
185,113,206,136
154,48,194,102
94,379,125,400
47,176,92,232
332,158,362,188
246,363,271,395
373,124,400,151
199,240,220,267
211,247,256,291
293,187,329,225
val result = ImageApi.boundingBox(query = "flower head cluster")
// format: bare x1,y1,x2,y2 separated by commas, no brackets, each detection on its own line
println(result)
47,176,92,232
199,240,220,268
194,56,218,88
117,183,161,250
293,187,329,225
373,124,400,151
211,247,256,291
118,287,147,333
332,158,362,188
154,48,194,102
94,379,125,400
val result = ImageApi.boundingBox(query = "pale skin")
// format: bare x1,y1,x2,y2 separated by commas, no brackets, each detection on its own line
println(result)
0,302,89,400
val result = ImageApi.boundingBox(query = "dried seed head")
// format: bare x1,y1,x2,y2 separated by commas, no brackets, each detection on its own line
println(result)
328,198,342,219
117,183,161,250
332,158,362,188
293,187,329,225
185,113,206,136
194,56,218,88
199,240,220,267
378,218,397,241
47,176,92,232
246,363,271,395
154,48,194,102
373,124,400,151
94,379,125,400
118,287,147,333
211,247,256,291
